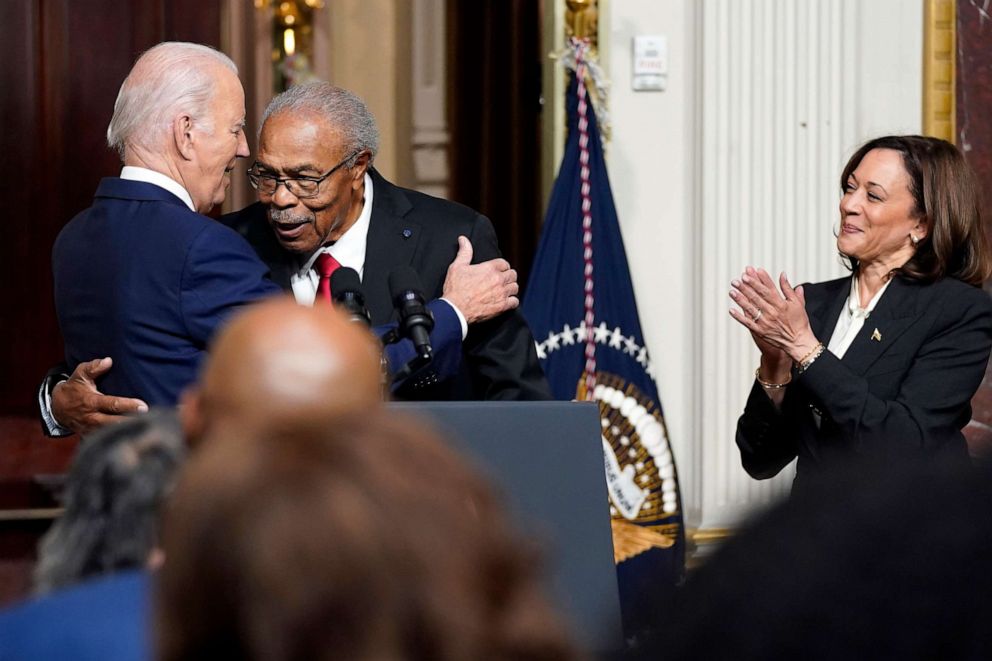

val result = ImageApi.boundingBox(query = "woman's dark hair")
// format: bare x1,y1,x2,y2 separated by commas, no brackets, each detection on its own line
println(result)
156,410,576,661
839,135,992,286
33,409,185,593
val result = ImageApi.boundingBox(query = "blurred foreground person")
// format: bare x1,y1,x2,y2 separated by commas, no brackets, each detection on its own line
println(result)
157,411,577,661
1,411,184,661
34,410,185,593
179,296,383,445
658,457,992,660
731,135,992,492
0,301,384,661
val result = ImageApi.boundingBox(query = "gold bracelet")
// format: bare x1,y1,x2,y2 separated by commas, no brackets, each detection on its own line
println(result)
796,343,826,373
754,367,791,389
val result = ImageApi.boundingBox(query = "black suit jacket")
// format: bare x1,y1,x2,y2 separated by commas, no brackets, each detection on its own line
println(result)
737,275,992,493
223,169,551,401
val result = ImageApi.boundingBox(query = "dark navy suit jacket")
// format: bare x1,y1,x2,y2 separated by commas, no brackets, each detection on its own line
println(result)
736,275,992,494
0,570,150,661
53,179,280,406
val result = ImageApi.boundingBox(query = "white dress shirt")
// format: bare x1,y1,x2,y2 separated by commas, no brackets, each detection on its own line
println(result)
291,173,375,305
120,166,195,212
290,173,468,337
826,276,892,359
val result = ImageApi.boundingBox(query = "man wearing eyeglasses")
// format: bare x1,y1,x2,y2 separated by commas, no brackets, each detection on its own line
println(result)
226,82,550,403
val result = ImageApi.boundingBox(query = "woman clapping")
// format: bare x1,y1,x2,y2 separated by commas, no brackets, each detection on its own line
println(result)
731,135,992,493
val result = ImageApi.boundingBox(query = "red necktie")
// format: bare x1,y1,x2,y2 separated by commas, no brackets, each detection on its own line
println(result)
314,252,341,303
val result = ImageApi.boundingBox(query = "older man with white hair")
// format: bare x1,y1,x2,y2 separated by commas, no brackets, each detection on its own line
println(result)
53,42,278,407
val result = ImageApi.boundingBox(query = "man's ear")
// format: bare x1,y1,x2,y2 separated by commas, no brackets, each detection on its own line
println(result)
350,150,372,189
173,113,196,161
178,386,204,447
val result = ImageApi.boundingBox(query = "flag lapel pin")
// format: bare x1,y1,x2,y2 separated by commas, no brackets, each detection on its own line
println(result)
871,328,882,342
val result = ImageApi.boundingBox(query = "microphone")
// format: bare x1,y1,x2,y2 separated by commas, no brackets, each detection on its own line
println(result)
330,267,372,326
388,266,434,362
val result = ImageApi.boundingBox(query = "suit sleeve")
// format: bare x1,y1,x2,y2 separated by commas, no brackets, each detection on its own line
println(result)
735,380,803,479
180,223,283,345
798,288,992,455
463,214,553,400
379,299,463,390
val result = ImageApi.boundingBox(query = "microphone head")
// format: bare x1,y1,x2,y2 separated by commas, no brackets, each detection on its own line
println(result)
388,266,426,304
330,267,363,300
388,266,433,354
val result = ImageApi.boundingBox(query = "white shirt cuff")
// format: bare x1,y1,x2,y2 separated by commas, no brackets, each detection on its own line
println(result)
40,377,73,436
439,297,469,339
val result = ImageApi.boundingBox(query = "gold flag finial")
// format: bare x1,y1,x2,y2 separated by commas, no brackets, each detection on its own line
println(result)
565,0,598,48
560,0,607,142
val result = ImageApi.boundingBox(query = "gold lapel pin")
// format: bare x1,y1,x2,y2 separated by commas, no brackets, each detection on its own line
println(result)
871,328,882,342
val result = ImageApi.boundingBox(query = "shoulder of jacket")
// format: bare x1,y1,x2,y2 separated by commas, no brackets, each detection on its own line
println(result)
932,277,992,315
393,185,483,226
188,213,257,254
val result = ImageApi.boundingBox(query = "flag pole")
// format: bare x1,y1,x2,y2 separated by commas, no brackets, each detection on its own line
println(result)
525,2,687,639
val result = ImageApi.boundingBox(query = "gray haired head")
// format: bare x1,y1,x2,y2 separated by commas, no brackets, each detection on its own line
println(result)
106,41,238,160
33,410,186,594
260,82,379,167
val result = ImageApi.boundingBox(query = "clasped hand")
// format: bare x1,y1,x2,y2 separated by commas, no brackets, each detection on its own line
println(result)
728,267,819,364
442,236,519,324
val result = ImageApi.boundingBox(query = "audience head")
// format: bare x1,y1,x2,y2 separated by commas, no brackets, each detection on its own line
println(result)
251,82,379,255
156,410,575,661
658,456,992,660
180,297,383,446
838,135,992,285
107,41,250,213
33,409,185,594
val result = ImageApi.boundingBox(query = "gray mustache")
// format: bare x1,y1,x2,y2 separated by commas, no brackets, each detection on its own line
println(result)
268,209,313,226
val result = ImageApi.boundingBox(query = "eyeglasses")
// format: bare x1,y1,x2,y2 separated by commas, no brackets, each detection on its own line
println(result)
247,150,360,199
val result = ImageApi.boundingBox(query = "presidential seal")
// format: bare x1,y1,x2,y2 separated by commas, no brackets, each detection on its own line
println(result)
578,372,682,564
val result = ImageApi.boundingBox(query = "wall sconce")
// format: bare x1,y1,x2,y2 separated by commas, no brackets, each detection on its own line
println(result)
254,0,325,92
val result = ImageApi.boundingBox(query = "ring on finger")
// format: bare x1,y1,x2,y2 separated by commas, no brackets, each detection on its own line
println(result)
752,308,763,322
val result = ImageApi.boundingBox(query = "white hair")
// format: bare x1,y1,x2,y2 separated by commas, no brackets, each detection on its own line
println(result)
106,42,238,160
260,82,379,166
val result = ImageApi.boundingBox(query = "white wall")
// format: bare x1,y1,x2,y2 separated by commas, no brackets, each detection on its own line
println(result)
602,0,923,530
602,0,702,523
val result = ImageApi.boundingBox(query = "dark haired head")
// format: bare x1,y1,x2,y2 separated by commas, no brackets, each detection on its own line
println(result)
33,409,185,593
838,135,991,285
